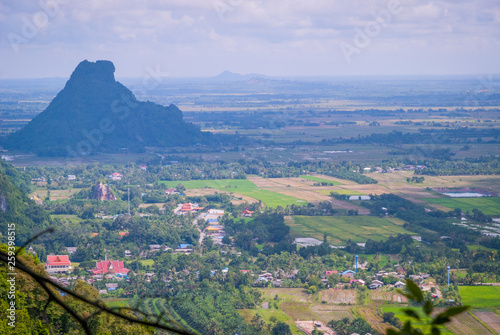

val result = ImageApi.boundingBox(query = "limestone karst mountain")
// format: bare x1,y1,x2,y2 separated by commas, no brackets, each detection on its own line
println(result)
3,60,212,156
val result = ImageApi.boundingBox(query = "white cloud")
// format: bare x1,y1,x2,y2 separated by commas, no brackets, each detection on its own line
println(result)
0,0,499,77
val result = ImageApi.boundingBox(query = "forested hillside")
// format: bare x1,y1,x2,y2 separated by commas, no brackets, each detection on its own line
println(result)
0,160,51,245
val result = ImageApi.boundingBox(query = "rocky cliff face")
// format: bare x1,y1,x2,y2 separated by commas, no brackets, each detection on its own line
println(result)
92,182,116,201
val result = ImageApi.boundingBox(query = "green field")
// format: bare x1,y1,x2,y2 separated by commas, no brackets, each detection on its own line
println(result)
424,197,500,215
160,178,306,207
299,175,342,185
289,216,413,245
459,286,500,308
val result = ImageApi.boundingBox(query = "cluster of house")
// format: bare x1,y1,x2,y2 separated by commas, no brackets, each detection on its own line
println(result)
123,243,193,257
44,255,131,277
165,188,180,195
201,209,226,244
359,165,426,174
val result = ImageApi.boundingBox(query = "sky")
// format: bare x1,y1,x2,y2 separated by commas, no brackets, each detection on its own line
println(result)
1,0,499,78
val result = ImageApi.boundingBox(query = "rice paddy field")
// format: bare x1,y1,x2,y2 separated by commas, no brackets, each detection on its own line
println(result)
288,215,414,245
424,197,500,216
160,178,307,207
458,286,500,308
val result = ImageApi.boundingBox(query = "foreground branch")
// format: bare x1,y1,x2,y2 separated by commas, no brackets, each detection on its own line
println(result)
0,250,192,335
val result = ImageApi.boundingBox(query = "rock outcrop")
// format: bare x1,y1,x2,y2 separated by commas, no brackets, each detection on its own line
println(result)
92,182,116,201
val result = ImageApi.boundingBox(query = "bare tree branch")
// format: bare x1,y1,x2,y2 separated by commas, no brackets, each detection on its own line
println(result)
0,249,192,335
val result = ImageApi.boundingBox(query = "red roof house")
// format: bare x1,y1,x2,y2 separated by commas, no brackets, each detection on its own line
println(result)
165,188,178,195
46,255,72,274
241,208,254,217
325,270,338,276
91,261,129,276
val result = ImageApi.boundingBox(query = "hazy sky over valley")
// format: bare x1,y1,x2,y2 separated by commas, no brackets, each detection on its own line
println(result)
1,0,499,78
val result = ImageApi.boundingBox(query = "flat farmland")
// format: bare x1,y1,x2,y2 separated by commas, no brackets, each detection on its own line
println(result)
310,304,352,324
358,307,392,334
320,289,357,304
371,173,500,199
259,288,313,303
424,197,500,215
160,178,306,207
289,215,414,245
33,188,78,200
317,189,365,196
445,311,494,335
473,311,500,334
299,175,342,185
279,302,319,322
459,286,500,308
183,187,259,205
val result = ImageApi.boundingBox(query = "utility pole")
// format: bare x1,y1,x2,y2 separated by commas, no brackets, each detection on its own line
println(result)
356,255,358,273
447,266,450,287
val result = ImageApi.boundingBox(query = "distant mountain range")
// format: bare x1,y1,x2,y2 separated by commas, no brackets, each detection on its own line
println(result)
211,70,267,82
3,60,212,157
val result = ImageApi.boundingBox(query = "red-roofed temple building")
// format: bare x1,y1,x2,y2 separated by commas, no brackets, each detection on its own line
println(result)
91,260,130,276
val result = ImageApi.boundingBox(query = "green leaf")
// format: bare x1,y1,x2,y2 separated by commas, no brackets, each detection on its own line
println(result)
403,309,421,320
387,328,399,335
423,300,433,316
431,326,441,335
402,321,413,332
431,315,450,325
405,279,423,303
441,306,470,318
397,290,415,301
432,306,469,325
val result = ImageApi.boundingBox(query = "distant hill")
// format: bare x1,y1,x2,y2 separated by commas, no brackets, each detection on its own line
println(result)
3,60,212,156
212,70,267,82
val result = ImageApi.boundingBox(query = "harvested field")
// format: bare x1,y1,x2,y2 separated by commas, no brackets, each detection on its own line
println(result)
473,311,500,334
369,291,408,303
310,304,352,323
320,289,356,304
280,302,318,322
260,288,313,303
358,307,392,334
370,173,500,199
445,311,494,335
